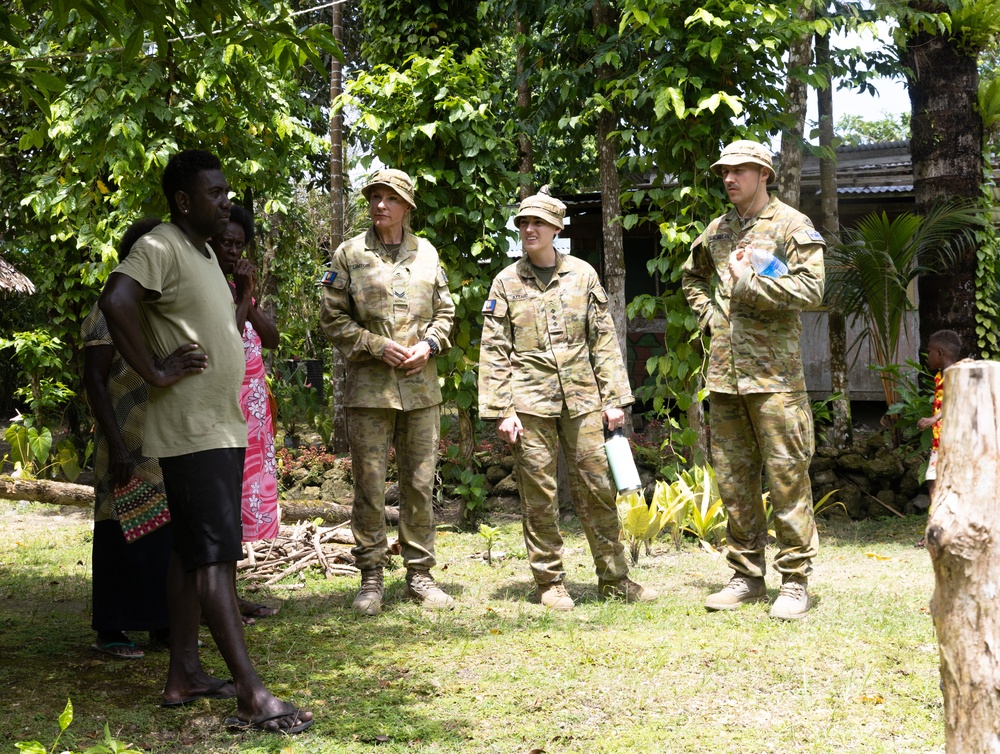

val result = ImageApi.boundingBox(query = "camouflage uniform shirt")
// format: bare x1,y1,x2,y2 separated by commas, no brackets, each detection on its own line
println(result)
320,228,455,410
681,195,826,394
479,253,633,419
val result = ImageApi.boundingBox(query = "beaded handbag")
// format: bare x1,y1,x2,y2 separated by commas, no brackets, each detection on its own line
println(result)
112,476,171,543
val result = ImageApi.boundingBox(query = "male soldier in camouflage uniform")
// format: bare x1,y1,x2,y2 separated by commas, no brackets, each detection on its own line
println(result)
320,169,455,616
682,140,825,620
479,188,657,611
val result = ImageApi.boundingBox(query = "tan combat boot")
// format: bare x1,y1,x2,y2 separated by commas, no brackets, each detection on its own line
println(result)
770,577,810,621
353,567,384,616
404,569,455,609
704,573,766,611
598,576,658,603
537,582,575,611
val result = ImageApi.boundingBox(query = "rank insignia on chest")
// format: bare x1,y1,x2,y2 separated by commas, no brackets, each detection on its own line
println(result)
807,229,824,241
319,270,337,286
482,299,496,314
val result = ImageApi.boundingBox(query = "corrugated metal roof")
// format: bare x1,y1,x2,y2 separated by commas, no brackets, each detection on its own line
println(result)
839,185,913,194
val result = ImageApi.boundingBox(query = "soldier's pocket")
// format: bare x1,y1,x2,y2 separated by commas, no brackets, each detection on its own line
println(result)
782,392,815,459
407,266,439,321
350,267,388,320
510,299,544,352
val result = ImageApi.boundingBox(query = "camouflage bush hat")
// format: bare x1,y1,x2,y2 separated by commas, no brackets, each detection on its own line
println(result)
710,140,776,184
361,168,416,209
513,186,566,230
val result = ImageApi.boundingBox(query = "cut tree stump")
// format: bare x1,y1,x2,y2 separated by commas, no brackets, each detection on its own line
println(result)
0,476,398,525
926,360,1000,752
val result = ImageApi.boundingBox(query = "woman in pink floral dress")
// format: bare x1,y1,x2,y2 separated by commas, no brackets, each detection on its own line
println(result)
210,205,280,622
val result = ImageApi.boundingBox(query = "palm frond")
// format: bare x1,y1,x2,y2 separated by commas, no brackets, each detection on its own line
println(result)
824,201,982,405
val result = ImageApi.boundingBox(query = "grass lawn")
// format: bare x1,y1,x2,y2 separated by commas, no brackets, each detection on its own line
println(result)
0,500,942,753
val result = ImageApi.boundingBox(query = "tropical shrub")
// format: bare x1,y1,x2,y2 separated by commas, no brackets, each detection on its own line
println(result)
616,488,673,564
825,202,982,406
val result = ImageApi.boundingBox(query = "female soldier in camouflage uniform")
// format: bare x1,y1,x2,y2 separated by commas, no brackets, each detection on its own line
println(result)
479,188,656,612
320,169,455,616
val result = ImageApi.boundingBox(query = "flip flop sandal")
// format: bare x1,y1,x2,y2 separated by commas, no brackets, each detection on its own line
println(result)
225,706,313,735
241,602,278,620
91,641,145,660
161,679,237,707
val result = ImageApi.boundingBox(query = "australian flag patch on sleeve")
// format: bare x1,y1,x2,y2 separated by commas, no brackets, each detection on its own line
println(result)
807,229,824,241
319,269,337,286
482,299,496,314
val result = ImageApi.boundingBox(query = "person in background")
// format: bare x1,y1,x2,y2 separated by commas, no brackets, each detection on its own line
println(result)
83,218,170,660
478,187,657,612
682,139,826,621
209,204,280,624
917,329,962,512
319,168,455,616
99,149,312,732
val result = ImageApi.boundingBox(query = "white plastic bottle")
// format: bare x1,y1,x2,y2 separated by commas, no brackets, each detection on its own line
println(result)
604,429,642,494
749,247,788,278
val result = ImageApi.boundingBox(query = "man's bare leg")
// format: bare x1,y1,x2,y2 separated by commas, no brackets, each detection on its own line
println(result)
162,552,233,703
165,556,311,730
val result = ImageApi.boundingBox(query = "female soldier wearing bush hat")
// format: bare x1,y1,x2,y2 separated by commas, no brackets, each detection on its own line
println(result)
320,168,455,616
478,187,657,611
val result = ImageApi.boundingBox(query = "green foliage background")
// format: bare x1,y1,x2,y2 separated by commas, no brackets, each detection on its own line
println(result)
1,0,999,455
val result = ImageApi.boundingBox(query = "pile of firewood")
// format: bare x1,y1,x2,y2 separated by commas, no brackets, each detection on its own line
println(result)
238,519,358,589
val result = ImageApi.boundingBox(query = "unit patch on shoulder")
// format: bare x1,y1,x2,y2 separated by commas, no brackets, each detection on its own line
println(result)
319,270,337,286
482,299,496,314
806,229,824,241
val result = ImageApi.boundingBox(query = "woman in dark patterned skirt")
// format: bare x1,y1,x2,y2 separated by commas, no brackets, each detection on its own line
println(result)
82,218,172,659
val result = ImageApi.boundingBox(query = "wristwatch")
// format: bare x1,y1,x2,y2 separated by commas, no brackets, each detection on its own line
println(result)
422,337,440,356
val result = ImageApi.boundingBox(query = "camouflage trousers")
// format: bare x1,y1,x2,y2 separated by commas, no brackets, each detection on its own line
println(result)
513,409,628,585
346,405,440,571
709,391,818,579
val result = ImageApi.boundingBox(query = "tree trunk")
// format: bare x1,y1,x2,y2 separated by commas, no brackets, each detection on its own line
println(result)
592,0,631,435
458,407,475,462
515,11,534,200
926,360,1000,752
816,29,851,448
905,24,983,356
776,5,813,209
686,397,708,466
329,2,349,453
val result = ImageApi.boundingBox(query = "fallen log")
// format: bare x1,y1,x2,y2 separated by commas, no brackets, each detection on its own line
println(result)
0,476,399,526
0,476,94,507
280,500,399,526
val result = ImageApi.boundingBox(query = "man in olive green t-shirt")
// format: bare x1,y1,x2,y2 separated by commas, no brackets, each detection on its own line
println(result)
99,150,313,734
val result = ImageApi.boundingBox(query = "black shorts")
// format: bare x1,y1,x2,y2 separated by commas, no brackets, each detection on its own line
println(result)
160,447,246,571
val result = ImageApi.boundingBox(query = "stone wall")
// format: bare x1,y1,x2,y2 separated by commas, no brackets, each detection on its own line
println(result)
478,431,931,521
810,432,930,519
